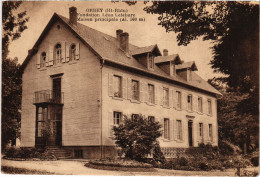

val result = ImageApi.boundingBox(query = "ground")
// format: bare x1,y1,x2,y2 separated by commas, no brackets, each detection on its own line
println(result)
1,158,239,176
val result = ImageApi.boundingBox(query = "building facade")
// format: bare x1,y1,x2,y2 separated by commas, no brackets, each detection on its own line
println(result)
20,7,221,159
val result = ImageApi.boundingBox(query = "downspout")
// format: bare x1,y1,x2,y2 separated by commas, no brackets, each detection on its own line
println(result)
100,58,104,159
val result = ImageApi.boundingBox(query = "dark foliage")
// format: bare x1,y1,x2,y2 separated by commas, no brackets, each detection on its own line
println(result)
2,1,29,59
113,114,162,162
2,58,22,150
4,147,57,160
2,166,55,175
2,1,29,150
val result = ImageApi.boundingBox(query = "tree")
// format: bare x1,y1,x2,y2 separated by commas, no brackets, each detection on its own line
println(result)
113,115,162,161
2,1,29,59
2,1,28,149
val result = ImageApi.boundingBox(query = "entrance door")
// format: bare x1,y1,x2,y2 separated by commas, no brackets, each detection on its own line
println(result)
53,78,61,103
188,120,193,147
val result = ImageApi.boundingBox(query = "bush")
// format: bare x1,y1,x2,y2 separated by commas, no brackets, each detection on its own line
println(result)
4,147,56,160
113,114,162,162
251,156,259,167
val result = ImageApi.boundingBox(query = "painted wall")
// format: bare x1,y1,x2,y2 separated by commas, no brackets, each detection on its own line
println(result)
21,21,101,147
101,65,218,148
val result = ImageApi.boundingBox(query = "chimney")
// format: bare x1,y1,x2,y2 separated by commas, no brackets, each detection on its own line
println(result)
69,7,77,25
163,49,168,56
116,29,123,40
119,32,129,52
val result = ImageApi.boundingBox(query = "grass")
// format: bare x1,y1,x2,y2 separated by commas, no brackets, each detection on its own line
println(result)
85,162,157,172
1,166,56,175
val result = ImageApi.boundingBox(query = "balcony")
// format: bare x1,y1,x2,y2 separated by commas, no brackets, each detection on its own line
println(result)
33,90,64,105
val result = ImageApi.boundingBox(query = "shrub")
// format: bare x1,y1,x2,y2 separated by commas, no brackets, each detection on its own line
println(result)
113,114,162,162
88,159,153,168
251,156,259,167
152,141,166,163
4,147,56,160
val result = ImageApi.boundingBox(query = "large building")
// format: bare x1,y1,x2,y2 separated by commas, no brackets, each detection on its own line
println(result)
20,7,221,159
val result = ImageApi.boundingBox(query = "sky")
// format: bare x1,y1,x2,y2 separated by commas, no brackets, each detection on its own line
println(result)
8,1,222,80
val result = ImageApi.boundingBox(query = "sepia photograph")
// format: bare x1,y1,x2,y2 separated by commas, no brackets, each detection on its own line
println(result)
1,1,259,176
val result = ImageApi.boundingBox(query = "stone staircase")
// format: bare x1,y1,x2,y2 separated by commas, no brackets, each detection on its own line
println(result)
46,146,73,159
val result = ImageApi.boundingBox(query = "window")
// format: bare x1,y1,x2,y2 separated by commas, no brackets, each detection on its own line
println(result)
176,91,181,109
132,80,139,100
208,99,212,115
70,44,76,61
176,120,182,140
148,84,154,103
113,112,121,125
163,87,169,106
187,94,192,111
209,124,213,141
113,75,122,98
148,116,155,122
36,106,47,137
199,123,203,138
164,118,170,140
54,43,62,64
131,114,139,120
198,97,203,113
148,54,154,69
40,52,46,67
74,149,83,158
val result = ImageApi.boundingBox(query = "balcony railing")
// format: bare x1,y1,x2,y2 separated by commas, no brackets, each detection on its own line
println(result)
33,90,64,104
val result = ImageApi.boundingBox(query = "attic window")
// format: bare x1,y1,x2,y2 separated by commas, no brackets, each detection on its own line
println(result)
70,44,76,61
40,52,46,67
57,25,60,30
148,54,154,69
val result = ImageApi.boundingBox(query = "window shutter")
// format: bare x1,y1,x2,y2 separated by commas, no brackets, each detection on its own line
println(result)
108,111,113,137
36,53,40,69
202,97,207,114
144,83,148,103
197,123,201,142
122,77,127,99
206,124,209,142
159,86,163,106
193,95,197,112
170,119,174,140
172,88,176,108
75,43,80,60
108,73,113,97
181,120,184,141
61,41,66,63
160,118,164,139
140,81,145,102
169,88,173,107
49,45,54,66
174,120,177,140
154,85,158,104
127,78,132,100
66,43,70,62
182,92,187,110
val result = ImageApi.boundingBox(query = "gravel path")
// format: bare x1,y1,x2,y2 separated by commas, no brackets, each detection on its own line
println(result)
2,158,236,176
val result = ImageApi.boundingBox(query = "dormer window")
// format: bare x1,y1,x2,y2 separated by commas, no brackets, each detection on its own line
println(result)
54,43,62,64
70,44,76,61
40,52,46,67
148,54,154,69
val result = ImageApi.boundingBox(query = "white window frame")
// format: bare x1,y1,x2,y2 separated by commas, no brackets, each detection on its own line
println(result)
208,99,212,115
113,75,122,98
163,87,169,106
148,84,155,104
198,97,203,113
164,118,170,140
176,120,182,140
176,91,182,109
131,80,139,101
187,94,192,111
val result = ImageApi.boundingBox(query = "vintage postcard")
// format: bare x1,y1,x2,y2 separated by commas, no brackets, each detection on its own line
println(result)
1,1,259,176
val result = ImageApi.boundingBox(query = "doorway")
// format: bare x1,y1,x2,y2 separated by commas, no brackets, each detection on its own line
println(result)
188,120,193,147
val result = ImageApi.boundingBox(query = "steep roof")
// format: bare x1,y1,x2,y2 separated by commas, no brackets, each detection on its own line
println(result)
131,44,161,56
20,13,221,96
155,54,182,64
176,61,198,71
